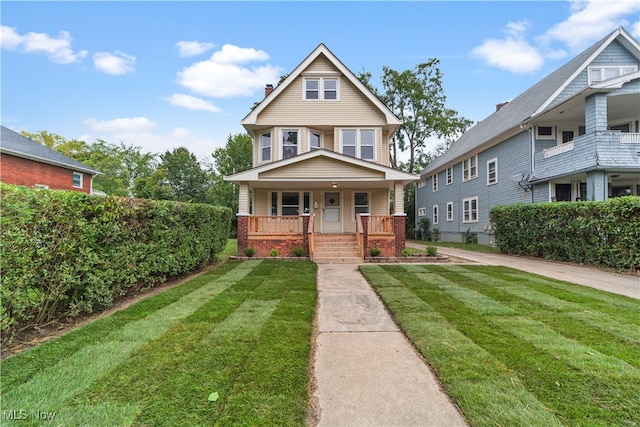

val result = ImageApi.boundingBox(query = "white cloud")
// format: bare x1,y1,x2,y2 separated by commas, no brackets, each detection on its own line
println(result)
176,40,215,57
165,93,221,113
0,25,87,64
82,116,156,132
538,0,640,51
177,44,282,98
471,22,544,73
93,51,136,75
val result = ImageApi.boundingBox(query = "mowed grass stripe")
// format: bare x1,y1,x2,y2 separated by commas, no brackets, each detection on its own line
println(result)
360,265,562,427
2,260,261,414
452,267,640,369
363,265,640,426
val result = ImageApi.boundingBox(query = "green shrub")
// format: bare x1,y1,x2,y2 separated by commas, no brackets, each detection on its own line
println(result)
369,247,381,257
426,245,438,257
463,228,478,244
401,248,411,257
0,183,231,342
244,247,256,257
292,247,304,257
490,197,640,271
269,248,279,257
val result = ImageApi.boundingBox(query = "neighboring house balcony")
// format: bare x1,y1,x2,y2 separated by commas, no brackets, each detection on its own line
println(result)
533,130,640,181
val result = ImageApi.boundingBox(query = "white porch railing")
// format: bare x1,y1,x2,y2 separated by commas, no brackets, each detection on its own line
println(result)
620,132,640,144
544,141,574,158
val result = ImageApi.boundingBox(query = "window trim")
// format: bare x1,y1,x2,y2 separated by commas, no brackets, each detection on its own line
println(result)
446,167,453,185
432,174,438,192
281,129,299,160
536,126,556,140
432,205,439,225
352,191,369,221
260,131,272,162
303,77,340,101
72,172,83,188
309,131,322,150
340,128,376,161
487,158,498,186
418,207,426,216
269,191,310,216
463,196,479,223
462,155,477,182
446,202,454,222
588,65,638,84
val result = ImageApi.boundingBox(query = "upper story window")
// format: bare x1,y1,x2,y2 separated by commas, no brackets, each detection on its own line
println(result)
341,129,375,160
261,132,271,162
282,129,298,159
446,167,453,185
417,179,426,188
536,126,555,140
487,158,498,185
588,65,637,84
72,172,83,188
432,174,438,192
310,131,322,150
304,77,339,101
462,155,477,182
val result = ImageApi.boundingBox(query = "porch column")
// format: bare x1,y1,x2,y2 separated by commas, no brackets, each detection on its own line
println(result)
586,170,608,201
238,183,250,214
394,181,404,214
585,93,608,134
393,214,406,257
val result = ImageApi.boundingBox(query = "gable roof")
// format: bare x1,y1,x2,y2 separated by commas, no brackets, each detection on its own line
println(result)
224,148,417,185
1,126,100,175
421,27,640,177
241,43,401,126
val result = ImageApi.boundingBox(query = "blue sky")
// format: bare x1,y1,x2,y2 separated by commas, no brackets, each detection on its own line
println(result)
2,1,639,163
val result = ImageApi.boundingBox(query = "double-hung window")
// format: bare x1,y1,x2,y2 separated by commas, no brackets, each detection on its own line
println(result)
418,207,426,216
432,205,439,225
261,132,271,162
72,172,83,188
282,129,298,159
353,192,369,220
487,158,498,185
310,131,322,150
463,197,478,223
432,174,438,192
270,191,310,216
304,78,339,100
462,155,477,182
446,202,453,221
341,129,375,160
446,167,453,185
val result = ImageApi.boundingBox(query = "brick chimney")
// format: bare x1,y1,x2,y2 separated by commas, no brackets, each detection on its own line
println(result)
496,101,509,111
265,84,274,97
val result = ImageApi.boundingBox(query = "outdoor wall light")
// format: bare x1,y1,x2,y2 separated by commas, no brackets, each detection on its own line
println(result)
331,183,338,189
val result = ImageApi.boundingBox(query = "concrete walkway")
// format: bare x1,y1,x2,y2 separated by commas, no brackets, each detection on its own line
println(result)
311,264,467,427
405,243,639,300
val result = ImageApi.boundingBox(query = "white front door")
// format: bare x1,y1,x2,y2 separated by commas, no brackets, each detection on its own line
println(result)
323,191,342,233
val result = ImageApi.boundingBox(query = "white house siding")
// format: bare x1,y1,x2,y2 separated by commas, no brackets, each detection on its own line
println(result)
417,131,532,244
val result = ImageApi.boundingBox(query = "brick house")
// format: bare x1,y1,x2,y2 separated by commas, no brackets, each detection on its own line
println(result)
1,126,99,194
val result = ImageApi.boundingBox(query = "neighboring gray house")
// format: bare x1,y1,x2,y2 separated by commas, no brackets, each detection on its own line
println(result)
416,27,640,245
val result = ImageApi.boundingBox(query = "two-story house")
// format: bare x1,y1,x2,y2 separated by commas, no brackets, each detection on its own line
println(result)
1,125,100,194
225,44,418,261
416,27,640,245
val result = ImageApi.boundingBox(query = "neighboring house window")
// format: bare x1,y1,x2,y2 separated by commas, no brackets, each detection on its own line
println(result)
432,205,439,225
72,172,83,188
35,184,49,189
417,179,426,188
353,191,369,220
418,207,426,216
282,129,298,159
463,197,479,223
462,155,477,182
487,158,498,185
340,129,375,160
261,132,271,162
588,65,637,84
536,126,555,140
304,77,339,100
310,131,322,150
432,174,438,192
446,167,453,185
446,202,453,221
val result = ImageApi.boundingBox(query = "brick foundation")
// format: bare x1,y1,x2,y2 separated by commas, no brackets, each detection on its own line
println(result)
394,215,406,257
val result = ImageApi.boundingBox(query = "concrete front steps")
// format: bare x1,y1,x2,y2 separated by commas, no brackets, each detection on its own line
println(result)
312,234,363,264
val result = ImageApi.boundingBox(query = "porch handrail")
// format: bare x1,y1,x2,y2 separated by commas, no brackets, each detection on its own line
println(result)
544,141,574,158
356,214,364,259
368,215,394,234
307,214,315,259
620,132,640,144
248,216,303,235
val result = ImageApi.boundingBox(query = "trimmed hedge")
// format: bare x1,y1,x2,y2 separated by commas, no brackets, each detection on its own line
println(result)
490,196,640,271
0,183,231,341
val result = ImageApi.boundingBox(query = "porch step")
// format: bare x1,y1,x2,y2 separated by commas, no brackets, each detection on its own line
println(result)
312,234,362,264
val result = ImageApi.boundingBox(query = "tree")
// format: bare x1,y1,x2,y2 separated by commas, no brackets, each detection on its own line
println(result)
358,60,473,174
21,130,90,159
158,147,208,203
206,133,253,213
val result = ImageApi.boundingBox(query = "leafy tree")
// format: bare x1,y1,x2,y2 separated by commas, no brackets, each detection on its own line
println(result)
158,147,208,203
21,130,90,159
358,60,473,174
206,133,253,213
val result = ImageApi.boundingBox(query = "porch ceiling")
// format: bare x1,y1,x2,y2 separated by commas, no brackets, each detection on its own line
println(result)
247,179,397,190
537,90,639,124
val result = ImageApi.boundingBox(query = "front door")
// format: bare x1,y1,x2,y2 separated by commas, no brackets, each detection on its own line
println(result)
323,191,342,233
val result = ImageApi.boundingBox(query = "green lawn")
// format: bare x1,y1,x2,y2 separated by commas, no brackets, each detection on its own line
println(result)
360,264,640,427
408,240,502,254
1,260,317,426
